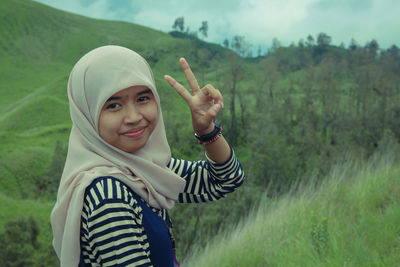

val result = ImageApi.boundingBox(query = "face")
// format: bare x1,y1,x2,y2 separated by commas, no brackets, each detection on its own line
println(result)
98,85,158,153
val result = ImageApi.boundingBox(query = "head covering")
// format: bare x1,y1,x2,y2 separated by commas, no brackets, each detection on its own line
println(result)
50,45,186,266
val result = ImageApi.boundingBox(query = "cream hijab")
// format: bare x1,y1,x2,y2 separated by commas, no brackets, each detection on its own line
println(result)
50,45,186,266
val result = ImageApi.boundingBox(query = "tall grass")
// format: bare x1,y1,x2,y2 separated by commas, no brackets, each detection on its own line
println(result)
182,151,400,266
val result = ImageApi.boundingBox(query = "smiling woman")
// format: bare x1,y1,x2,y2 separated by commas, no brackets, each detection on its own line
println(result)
50,45,245,267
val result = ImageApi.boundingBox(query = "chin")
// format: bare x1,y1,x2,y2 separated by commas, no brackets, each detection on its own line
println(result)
123,144,146,153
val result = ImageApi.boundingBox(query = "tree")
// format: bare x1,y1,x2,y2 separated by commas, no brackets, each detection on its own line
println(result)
270,37,281,52
348,38,359,51
222,38,229,48
198,21,208,38
231,35,252,57
222,35,252,144
223,51,243,145
257,45,264,57
298,38,305,48
172,17,185,32
314,32,332,59
364,39,379,59
317,32,332,46
306,34,315,46
387,45,399,58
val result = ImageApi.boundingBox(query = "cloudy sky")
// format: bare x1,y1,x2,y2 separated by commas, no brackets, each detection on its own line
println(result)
33,0,399,53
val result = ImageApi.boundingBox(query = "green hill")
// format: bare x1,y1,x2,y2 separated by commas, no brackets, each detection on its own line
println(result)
183,154,400,266
0,0,232,200
0,1,236,264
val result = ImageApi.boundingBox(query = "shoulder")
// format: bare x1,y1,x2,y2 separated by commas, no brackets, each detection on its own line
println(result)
83,176,142,216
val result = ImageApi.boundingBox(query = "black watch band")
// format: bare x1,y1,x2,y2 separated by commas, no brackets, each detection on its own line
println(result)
194,124,222,142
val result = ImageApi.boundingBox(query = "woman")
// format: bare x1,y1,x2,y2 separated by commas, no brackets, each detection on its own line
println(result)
51,45,245,266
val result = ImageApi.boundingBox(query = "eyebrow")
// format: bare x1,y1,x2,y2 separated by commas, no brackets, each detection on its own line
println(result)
106,88,153,102
137,89,152,96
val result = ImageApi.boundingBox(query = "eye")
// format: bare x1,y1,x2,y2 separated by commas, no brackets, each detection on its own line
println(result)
138,96,151,102
106,103,121,110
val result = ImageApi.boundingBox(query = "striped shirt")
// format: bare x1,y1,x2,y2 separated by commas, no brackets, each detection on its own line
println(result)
80,151,245,266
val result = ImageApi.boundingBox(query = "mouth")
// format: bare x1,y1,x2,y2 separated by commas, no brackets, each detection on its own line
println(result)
121,127,146,138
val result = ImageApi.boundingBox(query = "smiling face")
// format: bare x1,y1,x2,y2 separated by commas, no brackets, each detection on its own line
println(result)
98,85,158,153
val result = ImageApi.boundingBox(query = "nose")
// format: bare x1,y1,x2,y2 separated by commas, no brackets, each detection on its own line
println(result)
123,104,143,124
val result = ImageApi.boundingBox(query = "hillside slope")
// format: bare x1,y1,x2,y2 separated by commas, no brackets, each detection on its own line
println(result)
183,155,400,266
0,0,232,199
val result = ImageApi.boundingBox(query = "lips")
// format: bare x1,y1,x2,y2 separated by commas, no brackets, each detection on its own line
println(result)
121,127,146,138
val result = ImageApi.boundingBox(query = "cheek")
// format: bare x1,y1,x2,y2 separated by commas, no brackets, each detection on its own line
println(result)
98,113,120,139
149,103,159,125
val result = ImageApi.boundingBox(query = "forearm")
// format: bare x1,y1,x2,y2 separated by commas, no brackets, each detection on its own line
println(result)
203,134,231,163
195,122,231,163
170,148,245,204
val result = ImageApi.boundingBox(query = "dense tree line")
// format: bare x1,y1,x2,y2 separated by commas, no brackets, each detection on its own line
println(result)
214,34,400,192
170,35,400,258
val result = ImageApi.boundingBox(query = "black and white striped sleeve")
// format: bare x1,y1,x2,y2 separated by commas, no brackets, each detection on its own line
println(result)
168,149,245,203
80,177,152,267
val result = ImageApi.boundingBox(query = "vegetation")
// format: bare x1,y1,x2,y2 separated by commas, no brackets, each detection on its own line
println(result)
182,150,400,266
0,0,399,265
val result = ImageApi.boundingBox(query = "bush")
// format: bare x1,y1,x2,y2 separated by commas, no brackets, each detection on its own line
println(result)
0,216,39,267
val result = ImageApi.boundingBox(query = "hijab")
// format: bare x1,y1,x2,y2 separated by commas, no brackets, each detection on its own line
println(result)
50,45,186,266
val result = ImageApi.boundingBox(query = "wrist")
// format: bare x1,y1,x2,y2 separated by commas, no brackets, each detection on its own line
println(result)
194,124,223,144
195,123,215,136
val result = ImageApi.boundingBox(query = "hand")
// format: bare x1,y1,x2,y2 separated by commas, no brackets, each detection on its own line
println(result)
164,58,224,135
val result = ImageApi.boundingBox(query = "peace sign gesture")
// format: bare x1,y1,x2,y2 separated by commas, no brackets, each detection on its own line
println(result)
164,58,224,136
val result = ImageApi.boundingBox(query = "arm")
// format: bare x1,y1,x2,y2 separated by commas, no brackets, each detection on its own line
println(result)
168,149,245,203
165,58,231,164
197,122,231,163
164,58,245,203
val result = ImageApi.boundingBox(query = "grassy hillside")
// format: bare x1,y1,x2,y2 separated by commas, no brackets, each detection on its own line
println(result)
0,2,239,263
0,0,232,200
183,154,400,266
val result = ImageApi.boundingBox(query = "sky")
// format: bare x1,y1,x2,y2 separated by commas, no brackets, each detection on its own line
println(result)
33,0,400,54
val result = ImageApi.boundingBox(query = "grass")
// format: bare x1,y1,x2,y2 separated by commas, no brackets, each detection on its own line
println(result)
182,153,400,266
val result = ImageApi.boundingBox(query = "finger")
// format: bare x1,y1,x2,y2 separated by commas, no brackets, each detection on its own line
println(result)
180,58,200,95
202,85,224,108
164,75,192,103
205,103,223,121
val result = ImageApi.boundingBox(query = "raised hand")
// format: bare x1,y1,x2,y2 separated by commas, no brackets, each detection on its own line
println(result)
164,58,223,135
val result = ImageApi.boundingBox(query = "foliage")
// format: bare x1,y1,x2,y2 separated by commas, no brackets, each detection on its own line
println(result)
0,195,59,267
310,213,329,255
0,216,39,267
182,152,400,266
198,21,208,38
172,16,185,32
